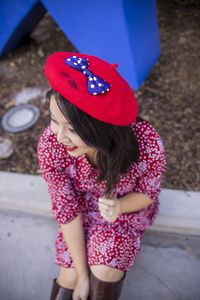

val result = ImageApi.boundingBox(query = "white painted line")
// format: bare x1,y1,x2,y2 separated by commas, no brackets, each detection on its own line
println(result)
0,172,199,235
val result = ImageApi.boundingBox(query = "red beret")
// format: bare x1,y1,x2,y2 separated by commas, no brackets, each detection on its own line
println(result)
44,52,138,126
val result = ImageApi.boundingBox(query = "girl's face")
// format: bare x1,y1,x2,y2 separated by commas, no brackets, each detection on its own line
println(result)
50,96,97,160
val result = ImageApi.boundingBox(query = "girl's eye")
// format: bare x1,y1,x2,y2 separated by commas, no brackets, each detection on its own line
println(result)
69,128,76,134
50,118,75,133
51,118,57,123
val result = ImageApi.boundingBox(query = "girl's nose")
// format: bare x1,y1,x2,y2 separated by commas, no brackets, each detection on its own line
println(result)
56,128,70,144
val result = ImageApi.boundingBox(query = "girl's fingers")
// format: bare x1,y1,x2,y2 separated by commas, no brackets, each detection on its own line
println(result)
99,208,108,216
98,202,116,210
99,199,119,222
99,206,114,215
98,203,111,211
100,211,110,220
99,198,115,206
100,209,117,222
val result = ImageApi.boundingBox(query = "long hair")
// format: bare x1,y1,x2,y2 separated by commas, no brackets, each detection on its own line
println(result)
47,89,140,197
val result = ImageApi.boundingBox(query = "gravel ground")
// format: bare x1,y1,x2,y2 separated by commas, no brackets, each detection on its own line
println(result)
0,0,199,191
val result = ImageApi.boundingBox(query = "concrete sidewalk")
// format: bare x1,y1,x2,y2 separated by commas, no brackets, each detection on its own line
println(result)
0,172,200,299
0,209,200,300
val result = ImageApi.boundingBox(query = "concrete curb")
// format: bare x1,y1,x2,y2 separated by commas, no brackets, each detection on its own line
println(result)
0,171,199,235
0,172,51,218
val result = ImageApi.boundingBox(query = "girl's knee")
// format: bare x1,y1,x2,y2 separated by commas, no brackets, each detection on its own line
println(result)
90,265,124,282
57,266,77,289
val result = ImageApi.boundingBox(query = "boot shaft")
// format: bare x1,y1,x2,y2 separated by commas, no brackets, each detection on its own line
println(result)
49,278,73,300
89,272,126,300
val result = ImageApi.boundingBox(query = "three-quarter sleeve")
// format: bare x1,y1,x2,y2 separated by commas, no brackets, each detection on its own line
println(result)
134,124,167,203
37,128,82,224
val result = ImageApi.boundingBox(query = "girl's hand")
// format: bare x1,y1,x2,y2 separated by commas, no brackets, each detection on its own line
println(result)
72,274,90,300
98,196,121,222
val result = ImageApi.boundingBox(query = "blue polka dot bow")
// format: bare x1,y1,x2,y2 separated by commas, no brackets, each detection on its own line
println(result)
64,55,111,95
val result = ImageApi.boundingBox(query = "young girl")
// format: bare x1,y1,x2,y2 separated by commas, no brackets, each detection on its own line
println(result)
37,52,166,300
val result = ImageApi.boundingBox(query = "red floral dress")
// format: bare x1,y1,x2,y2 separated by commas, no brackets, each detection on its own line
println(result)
37,119,166,272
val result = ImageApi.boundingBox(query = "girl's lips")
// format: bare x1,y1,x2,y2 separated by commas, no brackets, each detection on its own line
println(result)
64,145,78,151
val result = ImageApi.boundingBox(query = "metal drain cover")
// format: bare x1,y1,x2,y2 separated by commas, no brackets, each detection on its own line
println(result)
1,104,40,133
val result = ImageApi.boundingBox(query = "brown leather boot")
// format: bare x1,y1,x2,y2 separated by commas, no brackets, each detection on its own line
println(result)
89,272,126,300
49,278,73,300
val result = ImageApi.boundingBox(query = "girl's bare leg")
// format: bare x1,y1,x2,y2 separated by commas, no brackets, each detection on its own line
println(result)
56,266,78,289
90,265,124,282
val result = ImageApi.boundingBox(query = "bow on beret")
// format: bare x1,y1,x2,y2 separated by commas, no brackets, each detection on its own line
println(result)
65,56,111,96
44,52,138,126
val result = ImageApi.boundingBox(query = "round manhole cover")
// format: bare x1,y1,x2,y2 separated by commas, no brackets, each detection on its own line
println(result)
1,104,40,133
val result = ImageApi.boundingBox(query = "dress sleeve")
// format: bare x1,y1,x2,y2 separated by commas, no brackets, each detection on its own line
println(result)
37,128,82,224
134,126,167,203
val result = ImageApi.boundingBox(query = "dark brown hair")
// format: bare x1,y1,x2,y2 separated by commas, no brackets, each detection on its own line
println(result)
47,89,140,197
